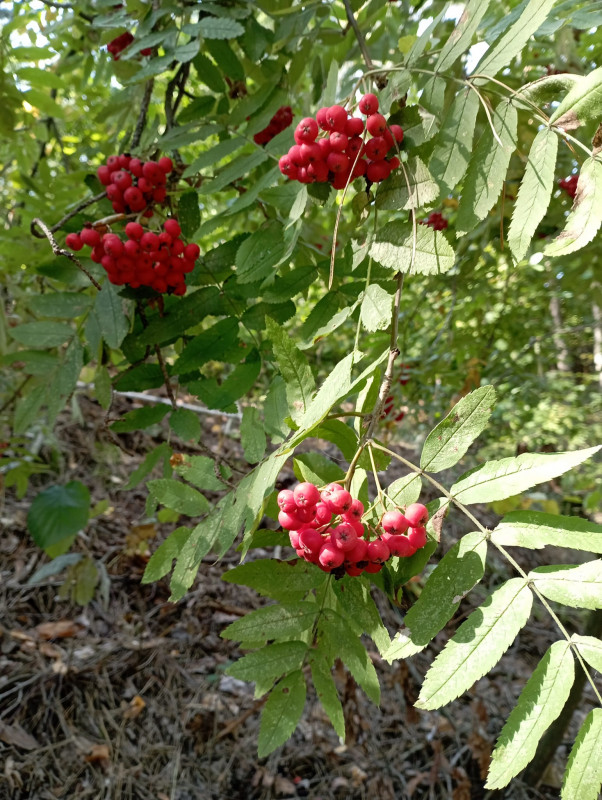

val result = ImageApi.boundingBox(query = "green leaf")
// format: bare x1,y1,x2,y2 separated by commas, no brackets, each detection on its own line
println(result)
298,294,355,349
264,376,290,443
491,511,602,553
360,283,393,333
486,641,575,789
235,221,288,284
386,472,422,509
294,452,345,487
221,602,317,642
190,349,261,410
529,561,602,610
110,403,170,433
320,610,380,705
508,126,558,262
226,641,308,683
142,526,190,583
169,408,201,442
421,386,496,472
174,455,228,491
94,366,112,410
456,101,518,235
429,88,480,192
473,0,557,80
27,481,90,552
375,156,439,211
450,446,601,505
136,286,223,346
416,578,533,710
571,634,602,674
199,149,268,194
544,158,602,257
333,577,391,656
549,67,602,130
183,137,244,177
320,58,339,107
292,353,354,442
385,532,488,662
174,317,240,374
122,443,171,490
10,321,73,348
178,191,201,238
200,16,244,39
222,558,327,603
266,317,315,424
29,292,93,318
517,74,581,107
192,51,226,93
94,281,130,349
147,478,209,516
370,222,455,276
309,654,345,740
435,0,493,73
561,709,602,800
240,406,267,463
257,670,306,758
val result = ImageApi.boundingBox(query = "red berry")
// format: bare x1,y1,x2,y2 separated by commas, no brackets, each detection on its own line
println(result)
365,136,387,160
366,113,387,136
389,156,400,170
404,502,429,526
288,145,307,168
142,161,163,184
123,186,146,211
326,152,350,174
278,489,297,512
329,132,348,152
316,107,329,130
366,159,392,183
140,232,159,253
279,510,302,530
381,510,410,535
346,136,363,157
367,538,390,563
129,158,143,177
407,526,427,549
80,227,100,247
125,221,144,240
112,170,132,190
65,233,83,251
184,243,200,260
106,183,122,202
351,159,368,179
325,105,348,132
307,160,329,183
289,530,301,549
345,117,365,137
346,565,364,576
106,155,120,169
384,534,416,558
158,156,173,174
164,219,181,238
331,523,358,552
358,93,379,115
314,503,332,526
300,142,322,163
294,482,320,508
332,168,352,190
97,165,112,185
364,562,383,574
345,537,368,564
103,234,123,257
299,527,324,555
389,124,404,143
295,117,319,143
279,155,298,178
319,541,345,569
343,498,364,522
325,487,352,513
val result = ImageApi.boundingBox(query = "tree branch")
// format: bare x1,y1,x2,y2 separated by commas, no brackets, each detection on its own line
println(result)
30,191,107,238
342,0,374,71
131,79,154,150
30,217,102,290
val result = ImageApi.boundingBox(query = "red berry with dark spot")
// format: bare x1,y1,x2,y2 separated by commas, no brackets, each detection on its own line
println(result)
405,502,429,526
325,105,348,132
359,93,379,115
164,219,181,238
80,227,101,247
294,482,320,508
66,233,83,251
366,113,387,136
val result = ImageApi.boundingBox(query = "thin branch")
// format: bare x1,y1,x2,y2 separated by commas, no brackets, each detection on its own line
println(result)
30,217,102,290
154,344,177,410
30,191,107,238
342,0,374,71
37,0,94,21
131,79,155,150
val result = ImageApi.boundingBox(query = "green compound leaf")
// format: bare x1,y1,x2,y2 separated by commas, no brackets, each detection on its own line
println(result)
550,66,602,130
456,101,518,235
174,454,228,491
517,74,581,107
147,478,209,517
178,190,201,238
450,446,601,505
508,127,558,263
435,0,493,73
529,561,602,610
10,321,73,349
235,221,288,284
266,317,315,424
571,634,602,673
310,654,345,740
370,222,455,276
200,16,244,39
258,670,306,758
221,602,318,643
169,408,201,442
421,386,496,472
294,452,345,487
240,406,267,463
142,526,190,584
226,641,308,684
491,510,602,553
27,481,90,552
111,403,170,433
332,577,391,656
93,281,130,349
28,291,93,318
290,352,354,443
321,610,380,705
190,350,261,411
544,158,602,257
122,443,171,490
385,532,488,662
486,641,575,789
360,283,393,332
429,88,480,192
223,558,328,603
473,0,557,80
174,317,240,374
264,375,290,443
416,578,533,710
385,472,422,509
375,156,439,211
561,709,602,800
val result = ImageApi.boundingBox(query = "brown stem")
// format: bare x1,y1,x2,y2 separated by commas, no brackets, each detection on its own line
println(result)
30,217,102,290
0,376,32,415
154,344,177,410
132,79,154,150
30,192,107,239
342,0,374,71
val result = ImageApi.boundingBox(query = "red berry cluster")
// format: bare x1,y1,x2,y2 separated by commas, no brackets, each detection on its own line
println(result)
107,32,151,60
96,154,173,216
66,219,199,295
559,174,578,199
253,106,293,146
278,93,403,190
420,211,448,231
277,482,428,578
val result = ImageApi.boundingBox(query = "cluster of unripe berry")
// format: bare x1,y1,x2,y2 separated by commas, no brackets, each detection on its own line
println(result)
559,174,578,199
96,154,174,216
420,211,448,231
253,106,293,146
66,219,198,295
277,482,428,577
107,32,152,60
278,93,403,190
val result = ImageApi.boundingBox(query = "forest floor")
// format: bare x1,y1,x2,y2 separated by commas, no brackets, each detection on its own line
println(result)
0,395,597,800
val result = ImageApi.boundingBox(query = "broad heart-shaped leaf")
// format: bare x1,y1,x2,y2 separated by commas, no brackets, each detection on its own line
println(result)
147,478,209,516
435,0,492,72
550,67,602,130
221,602,318,643
421,386,496,472
142,526,190,584
370,222,455,276
486,640,575,790
416,578,533,710
544,158,602,257
571,634,602,673
200,16,244,39
375,156,439,211
27,481,90,552
240,406,266,464
360,284,393,332
450,446,601,505
257,670,306,758
309,654,345,740
456,101,518,235
226,641,308,684
472,0,557,81
235,221,288,284
562,709,602,800
266,316,314,424
385,532,488,663
429,88,480,193
222,558,328,603
491,510,602,553
508,127,558,263
529,561,602,610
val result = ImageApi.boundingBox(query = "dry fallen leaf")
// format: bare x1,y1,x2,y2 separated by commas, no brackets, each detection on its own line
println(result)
123,695,146,720
84,743,110,767
0,721,39,751
36,619,84,640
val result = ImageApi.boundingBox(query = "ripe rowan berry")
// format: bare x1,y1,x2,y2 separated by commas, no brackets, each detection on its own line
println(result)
65,233,83,251
404,503,429,526
359,93,379,115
